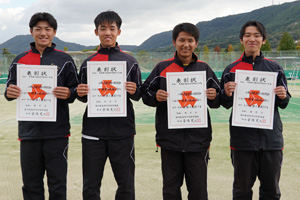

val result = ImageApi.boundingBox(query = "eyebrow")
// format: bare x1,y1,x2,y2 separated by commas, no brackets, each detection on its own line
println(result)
245,32,261,34
100,24,117,28
33,25,52,29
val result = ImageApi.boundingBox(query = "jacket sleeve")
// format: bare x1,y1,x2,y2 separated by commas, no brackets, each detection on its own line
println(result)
141,64,162,107
63,60,79,103
4,61,17,101
4,58,17,101
77,61,88,103
220,67,234,109
127,62,142,101
206,67,221,108
275,69,291,109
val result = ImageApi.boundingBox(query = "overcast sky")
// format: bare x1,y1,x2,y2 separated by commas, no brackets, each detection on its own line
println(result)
0,0,297,46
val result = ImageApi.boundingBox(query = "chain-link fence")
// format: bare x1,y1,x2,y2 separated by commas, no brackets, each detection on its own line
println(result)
1,51,300,93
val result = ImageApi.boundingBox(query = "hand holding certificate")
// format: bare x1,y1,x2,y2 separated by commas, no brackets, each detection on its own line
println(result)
232,70,277,129
17,65,57,121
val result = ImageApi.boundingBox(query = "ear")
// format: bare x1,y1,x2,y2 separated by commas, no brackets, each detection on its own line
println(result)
262,39,266,45
30,28,33,36
94,29,99,36
118,29,121,36
172,40,176,47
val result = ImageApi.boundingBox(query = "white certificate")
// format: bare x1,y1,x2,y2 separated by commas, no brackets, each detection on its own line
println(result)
166,71,207,129
87,61,127,117
232,70,277,129
17,65,57,121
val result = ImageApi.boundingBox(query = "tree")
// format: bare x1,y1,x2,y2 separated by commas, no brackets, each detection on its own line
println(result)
278,32,296,50
194,46,200,53
64,46,68,52
296,42,300,51
296,37,300,51
2,48,10,56
203,45,209,53
239,44,245,52
261,39,271,51
214,46,221,53
226,44,234,52
81,45,99,52
136,50,149,62
92,45,100,51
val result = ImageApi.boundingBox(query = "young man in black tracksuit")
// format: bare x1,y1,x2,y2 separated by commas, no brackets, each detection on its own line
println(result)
77,11,142,200
4,13,79,200
142,23,220,200
220,21,291,200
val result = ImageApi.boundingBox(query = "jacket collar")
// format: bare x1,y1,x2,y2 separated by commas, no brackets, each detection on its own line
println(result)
174,51,198,67
30,42,56,54
98,42,121,54
241,51,264,64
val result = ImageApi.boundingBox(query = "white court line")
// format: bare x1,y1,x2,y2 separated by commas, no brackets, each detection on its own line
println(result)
0,116,16,123
0,103,86,124
289,102,300,106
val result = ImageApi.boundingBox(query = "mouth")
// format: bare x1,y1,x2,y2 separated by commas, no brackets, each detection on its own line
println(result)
39,38,49,42
181,49,190,53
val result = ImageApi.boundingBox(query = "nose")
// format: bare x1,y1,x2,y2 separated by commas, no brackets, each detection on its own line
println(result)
40,28,46,35
104,29,111,35
249,35,255,41
183,41,189,47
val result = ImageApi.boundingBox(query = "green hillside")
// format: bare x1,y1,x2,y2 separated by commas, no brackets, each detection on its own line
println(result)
138,1,300,51
0,35,137,55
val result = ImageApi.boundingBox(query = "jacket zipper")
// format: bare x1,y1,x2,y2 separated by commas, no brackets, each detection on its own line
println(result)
40,53,43,139
253,62,263,149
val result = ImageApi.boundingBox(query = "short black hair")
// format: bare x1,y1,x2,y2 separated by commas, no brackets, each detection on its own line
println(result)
29,12,57,30
240,21,266,41
172,23,200,43
94,10,122,30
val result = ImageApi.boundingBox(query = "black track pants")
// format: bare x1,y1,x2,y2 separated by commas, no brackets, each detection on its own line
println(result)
161,148,209,200
82,137,135,200
231,150,282,200
20,137,69,200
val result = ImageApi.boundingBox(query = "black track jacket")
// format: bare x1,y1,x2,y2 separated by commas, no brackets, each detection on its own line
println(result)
77,44,142,139
220,52,291,151
142,52,220,152
5,43,79,140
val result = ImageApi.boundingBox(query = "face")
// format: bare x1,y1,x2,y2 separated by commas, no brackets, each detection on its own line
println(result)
173,31,198,62
95,21,121,48
241,26,265,58
30,21,56,51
